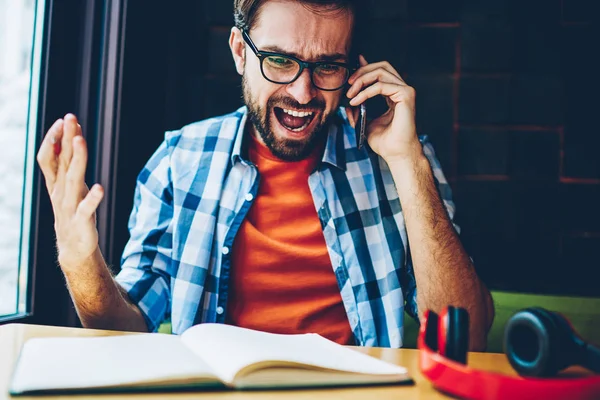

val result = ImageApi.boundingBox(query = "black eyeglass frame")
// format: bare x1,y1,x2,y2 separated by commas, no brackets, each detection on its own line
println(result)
241,29,356,92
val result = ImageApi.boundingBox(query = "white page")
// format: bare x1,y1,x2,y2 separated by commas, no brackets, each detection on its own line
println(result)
180,323,408,385
10,333,219,393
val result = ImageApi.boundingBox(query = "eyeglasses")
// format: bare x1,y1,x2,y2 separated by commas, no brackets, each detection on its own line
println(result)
241,29,355,91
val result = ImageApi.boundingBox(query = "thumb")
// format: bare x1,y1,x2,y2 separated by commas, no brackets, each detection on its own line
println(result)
76,184,104,219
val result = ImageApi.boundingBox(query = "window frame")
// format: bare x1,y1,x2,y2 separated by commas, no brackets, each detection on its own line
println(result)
0,0,126,326
0,0,48,324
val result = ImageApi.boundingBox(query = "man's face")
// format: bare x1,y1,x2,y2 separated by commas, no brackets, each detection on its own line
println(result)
239,0,353,161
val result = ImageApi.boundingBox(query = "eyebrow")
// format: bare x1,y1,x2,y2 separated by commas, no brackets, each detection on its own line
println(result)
259,45,348,62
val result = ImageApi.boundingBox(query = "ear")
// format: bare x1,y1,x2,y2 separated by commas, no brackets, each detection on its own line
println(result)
229,27,245,76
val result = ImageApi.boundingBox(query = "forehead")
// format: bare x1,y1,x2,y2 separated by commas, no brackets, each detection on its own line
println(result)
251,0,354,60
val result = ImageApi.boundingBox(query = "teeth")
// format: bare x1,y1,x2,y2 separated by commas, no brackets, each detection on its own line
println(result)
282,108,313,118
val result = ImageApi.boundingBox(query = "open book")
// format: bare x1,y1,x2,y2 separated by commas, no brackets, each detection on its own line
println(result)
9,323,411,395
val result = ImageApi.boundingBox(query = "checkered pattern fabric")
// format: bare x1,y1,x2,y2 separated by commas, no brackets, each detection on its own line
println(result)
115,106,458,347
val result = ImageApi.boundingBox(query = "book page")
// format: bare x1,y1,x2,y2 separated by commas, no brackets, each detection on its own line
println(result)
10,333,221,394
180,323,408,385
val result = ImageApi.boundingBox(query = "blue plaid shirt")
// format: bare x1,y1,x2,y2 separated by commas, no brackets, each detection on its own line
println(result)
115,106,458,347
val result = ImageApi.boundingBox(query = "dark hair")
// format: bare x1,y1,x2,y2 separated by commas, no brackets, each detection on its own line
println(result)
233,0,366,57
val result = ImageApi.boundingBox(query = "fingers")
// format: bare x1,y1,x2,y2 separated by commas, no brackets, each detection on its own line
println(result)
349,81,415,107
76,184,104,219
37,113,88,217
349,56,403,84
58,114,80,174
37,118,65,193
64,135,89,213
346,67,402,99
346,55,413,108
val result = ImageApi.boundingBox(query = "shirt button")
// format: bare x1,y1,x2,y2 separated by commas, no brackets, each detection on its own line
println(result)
216,306,224,315
245,193,254,202
222,246,230,255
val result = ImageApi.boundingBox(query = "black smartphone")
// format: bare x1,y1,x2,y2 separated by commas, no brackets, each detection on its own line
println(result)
342,86,367,150
356,102,366,150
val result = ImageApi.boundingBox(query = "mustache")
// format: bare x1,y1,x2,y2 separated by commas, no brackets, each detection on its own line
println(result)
268,96,325,112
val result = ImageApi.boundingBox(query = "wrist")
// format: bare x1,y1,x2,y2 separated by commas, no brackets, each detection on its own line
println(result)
385,149,433,192
382,137,425,166
384,149,429,172
59,246,105,277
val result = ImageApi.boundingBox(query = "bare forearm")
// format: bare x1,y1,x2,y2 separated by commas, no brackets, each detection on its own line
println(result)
388,152,494,351
61,247,148,332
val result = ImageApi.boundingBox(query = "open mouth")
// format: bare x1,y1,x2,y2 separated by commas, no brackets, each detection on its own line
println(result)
273,107,317,134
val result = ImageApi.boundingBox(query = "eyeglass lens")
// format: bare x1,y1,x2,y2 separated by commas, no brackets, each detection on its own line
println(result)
262,55,349,90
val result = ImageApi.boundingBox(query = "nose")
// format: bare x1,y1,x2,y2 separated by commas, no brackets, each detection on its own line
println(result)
285,68,317,105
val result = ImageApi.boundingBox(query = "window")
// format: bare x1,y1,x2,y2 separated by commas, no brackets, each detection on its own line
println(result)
0,0,46,318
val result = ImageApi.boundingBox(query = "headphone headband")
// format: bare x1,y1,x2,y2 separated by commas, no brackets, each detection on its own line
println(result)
418,309,600,400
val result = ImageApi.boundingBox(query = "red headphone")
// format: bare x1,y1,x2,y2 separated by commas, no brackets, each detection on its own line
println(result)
418,306,600,400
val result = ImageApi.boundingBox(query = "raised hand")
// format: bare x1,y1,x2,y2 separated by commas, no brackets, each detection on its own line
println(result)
36,114,104,270
346,55,421,163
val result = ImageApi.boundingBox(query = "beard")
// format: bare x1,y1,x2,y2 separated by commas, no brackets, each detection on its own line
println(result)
242,74,333,162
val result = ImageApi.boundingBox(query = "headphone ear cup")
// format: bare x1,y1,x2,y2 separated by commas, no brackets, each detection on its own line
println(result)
424,310,440,352
446,307,469,364
504,307,564,377
441,306,469,365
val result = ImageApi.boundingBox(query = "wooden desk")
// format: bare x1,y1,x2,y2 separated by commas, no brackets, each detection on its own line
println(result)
0,323,516,399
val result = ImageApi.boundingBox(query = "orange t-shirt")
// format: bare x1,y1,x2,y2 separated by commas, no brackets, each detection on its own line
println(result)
226,133,354,345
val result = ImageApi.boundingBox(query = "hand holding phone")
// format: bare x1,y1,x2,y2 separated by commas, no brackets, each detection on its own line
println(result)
345,54,418,162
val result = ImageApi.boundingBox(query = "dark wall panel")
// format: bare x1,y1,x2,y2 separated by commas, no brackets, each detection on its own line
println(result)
112,0,600,298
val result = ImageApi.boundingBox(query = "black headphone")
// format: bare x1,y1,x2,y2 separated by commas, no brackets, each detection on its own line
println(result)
503,307,600,377
418,306,600,400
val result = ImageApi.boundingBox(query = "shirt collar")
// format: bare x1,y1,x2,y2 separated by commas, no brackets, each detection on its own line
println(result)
231,106,249,166
320,109,348,171
230,105,349,171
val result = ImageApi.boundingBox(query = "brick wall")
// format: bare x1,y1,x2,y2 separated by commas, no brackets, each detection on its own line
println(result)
163,0,600,297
